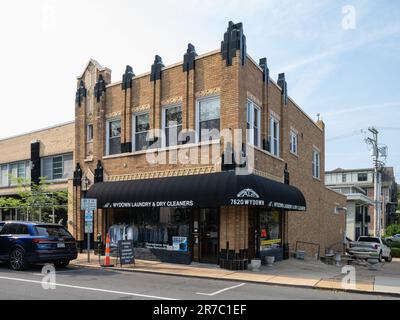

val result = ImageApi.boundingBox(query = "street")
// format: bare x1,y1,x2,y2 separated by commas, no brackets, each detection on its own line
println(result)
0,263,396,300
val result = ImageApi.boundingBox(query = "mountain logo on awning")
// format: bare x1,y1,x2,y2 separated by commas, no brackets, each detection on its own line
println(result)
237,188,259,199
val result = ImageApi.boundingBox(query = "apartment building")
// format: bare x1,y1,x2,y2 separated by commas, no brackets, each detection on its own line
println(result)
0,122,74,224
325,167,398,238
68,21,345,270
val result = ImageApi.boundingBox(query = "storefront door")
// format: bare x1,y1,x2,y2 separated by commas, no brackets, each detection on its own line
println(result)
198,208,219,264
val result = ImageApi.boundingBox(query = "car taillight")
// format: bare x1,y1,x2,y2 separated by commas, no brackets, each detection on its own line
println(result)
32,238,47,243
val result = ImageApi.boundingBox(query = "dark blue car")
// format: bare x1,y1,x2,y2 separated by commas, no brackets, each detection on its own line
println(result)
0,221,78,270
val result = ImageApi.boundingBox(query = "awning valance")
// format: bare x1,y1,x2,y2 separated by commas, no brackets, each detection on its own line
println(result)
86,171,306,211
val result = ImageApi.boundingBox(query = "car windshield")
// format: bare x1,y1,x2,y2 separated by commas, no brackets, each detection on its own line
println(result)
358,237,380,243
35,225,73,239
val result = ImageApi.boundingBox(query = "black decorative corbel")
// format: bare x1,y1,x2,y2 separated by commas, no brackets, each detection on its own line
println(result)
73,163,83,187
150,55,165,82
259,58,270,83
277,73,288,105
183,43,197,72
122,65,135,90
221,21,247,66
75,80,87,106
94,74,106,102
284,163,290,185
94,160,104,183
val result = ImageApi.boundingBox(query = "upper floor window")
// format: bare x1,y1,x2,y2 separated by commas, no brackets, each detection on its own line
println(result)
290,130,298,155
162,105,182,147
197,96,220,142
106,119,121,155
269,116,280,157
0,161,30,187
342,173,347,183
358,172,368,182
246,100,261,147
87,124,94,143
312,149,321,179
133,113,150,151
41,153,73,181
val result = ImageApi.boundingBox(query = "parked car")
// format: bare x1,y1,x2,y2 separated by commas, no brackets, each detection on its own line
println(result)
349,236,392,262
385,234,400,246
0,221,77,270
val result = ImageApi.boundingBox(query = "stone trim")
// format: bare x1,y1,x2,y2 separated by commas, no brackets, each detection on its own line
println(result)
108,166,216,182
132,104,151,113
252,169,283,183
195,87,221,98
161,96,183,106
105,111,122,119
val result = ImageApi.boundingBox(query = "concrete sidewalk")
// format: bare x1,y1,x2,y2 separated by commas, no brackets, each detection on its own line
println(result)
72,253,400,297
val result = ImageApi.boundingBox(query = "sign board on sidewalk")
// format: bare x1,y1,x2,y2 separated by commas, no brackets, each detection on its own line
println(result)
118,240,135,265
81,198,97,211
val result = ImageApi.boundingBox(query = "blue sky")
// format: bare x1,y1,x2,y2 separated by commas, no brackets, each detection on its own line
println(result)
0,0,399,178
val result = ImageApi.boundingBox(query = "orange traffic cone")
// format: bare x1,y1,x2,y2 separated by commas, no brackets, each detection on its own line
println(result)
101,233,114,267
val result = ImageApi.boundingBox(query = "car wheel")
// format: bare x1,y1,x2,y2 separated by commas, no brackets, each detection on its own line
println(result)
385,254,392,263
54,260,70,268
378,252,383,262
9,248,29,271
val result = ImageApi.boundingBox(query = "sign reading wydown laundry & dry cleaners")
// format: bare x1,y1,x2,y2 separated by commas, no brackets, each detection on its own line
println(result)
104,201,194,208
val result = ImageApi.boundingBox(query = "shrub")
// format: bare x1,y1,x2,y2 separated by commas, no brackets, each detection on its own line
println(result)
391,248,400,258
385,224,400,237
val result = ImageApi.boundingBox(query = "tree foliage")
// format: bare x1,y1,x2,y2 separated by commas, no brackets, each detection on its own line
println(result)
0,176,68,223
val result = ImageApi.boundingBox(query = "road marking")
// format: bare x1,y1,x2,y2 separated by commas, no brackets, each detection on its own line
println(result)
0,275,178,300
196,283,246,296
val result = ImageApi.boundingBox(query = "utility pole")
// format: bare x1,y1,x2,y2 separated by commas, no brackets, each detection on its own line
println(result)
366,127,383,237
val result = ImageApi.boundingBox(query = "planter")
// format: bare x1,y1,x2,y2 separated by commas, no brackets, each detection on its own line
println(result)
265,255,275,267
250,259,261,272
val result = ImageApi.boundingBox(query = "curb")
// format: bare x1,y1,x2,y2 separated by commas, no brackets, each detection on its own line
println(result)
71,262,400,298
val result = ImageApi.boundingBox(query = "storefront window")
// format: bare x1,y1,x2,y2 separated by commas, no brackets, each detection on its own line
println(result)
259,209,281,251
108,208,190,251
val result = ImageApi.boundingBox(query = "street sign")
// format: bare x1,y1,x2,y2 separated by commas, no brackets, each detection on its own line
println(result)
85,210,93,222
118,240,135,266
81,198,97,211
85,221,93,234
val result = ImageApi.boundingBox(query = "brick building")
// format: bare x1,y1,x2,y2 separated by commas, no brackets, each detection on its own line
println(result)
0,122,74,223
64,21,346,269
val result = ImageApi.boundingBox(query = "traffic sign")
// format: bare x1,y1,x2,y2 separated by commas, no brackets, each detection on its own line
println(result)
85,210,93,222
81,198,97,211
85,221,93,234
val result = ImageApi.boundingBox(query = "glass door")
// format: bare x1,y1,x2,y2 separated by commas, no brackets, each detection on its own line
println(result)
200,208,219,264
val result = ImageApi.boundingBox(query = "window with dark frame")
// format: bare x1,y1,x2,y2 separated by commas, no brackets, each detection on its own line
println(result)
198,96,220,142
107,120,121,155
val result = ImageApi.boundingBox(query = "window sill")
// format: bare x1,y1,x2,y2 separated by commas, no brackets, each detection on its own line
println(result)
289,151,299,158
251,145,285,162
313,176,321,182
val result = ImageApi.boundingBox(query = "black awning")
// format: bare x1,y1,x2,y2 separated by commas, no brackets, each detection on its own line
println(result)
86,171,306,211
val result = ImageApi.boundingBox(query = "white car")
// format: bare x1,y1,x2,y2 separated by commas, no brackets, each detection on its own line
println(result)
349,236,392,262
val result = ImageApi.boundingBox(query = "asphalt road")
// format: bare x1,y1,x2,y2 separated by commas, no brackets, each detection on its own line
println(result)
0,263,396,300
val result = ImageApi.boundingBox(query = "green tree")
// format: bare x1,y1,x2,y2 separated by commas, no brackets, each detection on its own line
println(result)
0,176,68,223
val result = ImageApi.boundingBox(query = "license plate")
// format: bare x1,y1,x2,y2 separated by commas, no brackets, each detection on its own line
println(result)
57,243,66,248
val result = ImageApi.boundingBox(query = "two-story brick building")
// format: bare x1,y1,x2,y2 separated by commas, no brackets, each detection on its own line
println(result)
0,122,74,224
68,21,345,269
